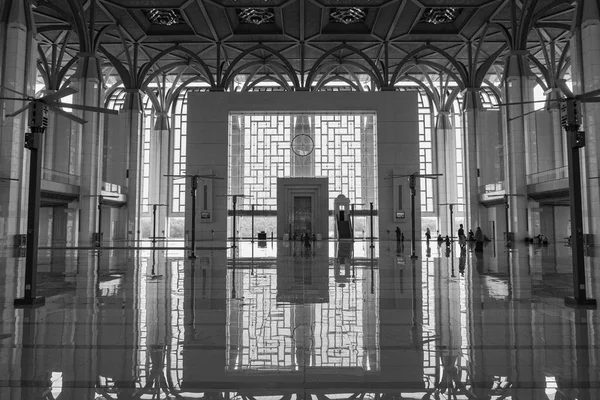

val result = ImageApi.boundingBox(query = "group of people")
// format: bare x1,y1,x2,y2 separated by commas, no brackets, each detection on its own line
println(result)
292,232,316,247
429,224,486,252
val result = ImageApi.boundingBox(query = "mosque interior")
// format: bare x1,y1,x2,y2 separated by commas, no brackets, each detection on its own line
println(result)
2,0,600,399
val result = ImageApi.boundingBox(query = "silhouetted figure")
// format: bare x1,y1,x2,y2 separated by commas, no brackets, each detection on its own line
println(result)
445,235,451,248
437,234,444,245
475,227,484,252
425,227,431,243
458,224,465,242
304,232,311,247
395,227,401,242
468,229,475,241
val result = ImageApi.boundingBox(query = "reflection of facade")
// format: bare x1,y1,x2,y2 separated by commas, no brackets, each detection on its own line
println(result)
3,244,600,398
224,242,378,373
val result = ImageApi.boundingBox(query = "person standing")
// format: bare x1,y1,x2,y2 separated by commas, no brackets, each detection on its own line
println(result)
475,227,484,252
395,227,401,242
458,224,465,241
425,227,431,243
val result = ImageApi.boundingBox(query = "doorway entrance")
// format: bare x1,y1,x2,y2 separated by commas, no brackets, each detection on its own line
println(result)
294,196,312,236
277,177,329,239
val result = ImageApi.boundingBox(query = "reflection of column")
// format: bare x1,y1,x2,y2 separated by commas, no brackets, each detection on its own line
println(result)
0,259,22,399
97,253,136,398
436,251,461,392
508,252,545,399
64,253,97,399
145,250,170,390
467,252,510,398
183,249,227,384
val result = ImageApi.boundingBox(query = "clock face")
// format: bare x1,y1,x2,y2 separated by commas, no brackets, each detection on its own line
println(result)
291,134,314,156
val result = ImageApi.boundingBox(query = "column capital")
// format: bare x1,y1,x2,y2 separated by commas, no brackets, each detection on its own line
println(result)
154,113,170,130
462,87,484,111
436,111,453,129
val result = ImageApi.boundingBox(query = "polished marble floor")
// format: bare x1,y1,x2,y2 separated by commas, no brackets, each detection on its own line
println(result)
1,239,599,399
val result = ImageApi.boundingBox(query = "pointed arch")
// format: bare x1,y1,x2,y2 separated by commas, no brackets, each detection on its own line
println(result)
391,44,467,88
139,45,215,88
305,43,384,90
221,43,300,90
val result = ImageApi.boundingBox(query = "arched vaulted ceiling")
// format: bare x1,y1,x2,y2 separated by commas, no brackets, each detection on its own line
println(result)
31,0,575,91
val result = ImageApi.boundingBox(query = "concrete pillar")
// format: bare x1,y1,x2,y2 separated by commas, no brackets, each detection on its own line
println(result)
436,111,457,236
547,87,568,168
571,1,600,238
503,52,535,240
150,112,170,236
120,91,143,242
71,54,104,245
0,0,37,243
463,89,484,230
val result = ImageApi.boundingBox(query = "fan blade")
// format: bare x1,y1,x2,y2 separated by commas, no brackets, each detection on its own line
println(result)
50,101,119,115
555,80,574,98
508,108,540,121
0,86,29,98
496,99,548,107
47,105,87,124
0,97,26,101
5,104,30,118
40,87,77,103
578,87,600,100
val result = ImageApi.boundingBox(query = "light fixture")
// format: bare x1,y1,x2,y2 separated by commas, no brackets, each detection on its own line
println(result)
420,7,458,25
330,7,366,25
238,8,275,25
146,9,183,26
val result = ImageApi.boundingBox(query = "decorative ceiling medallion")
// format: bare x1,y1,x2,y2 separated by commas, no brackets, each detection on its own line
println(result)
145,9,184,26
419,7,459,25
330,7,366,25
238,8,275,25
291,134,314,157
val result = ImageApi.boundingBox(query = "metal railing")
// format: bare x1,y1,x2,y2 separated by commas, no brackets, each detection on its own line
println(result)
527,166,569,185
41,168,80,186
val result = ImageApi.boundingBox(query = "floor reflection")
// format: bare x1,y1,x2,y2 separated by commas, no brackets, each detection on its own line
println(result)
0,240,599,399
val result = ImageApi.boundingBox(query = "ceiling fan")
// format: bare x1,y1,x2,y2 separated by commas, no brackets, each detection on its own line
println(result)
1,85,118,126
1,84,119,308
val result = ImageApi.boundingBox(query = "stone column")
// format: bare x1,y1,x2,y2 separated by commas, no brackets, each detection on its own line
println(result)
573,6,600,397
71,54,104,246
547,86,567,168
571,1,600,238
121,90,143,241
150,112,170,236
436,111,457,236
503,51,535,240
0,0,37,244
463,89,483,230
